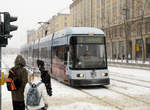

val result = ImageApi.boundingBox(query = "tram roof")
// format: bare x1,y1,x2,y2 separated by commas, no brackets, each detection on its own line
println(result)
54,27,104,38
28,27,104,45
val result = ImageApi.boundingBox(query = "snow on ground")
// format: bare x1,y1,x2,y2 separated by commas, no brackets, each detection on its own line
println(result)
108,65,150,96
47,102,114,110
47,79,116,110
2,54,16,110
2,55,115,110
108,66,150,82
2,54,150,110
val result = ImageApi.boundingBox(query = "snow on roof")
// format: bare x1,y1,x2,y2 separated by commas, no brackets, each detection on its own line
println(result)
29,27,104,45
54,27,104,39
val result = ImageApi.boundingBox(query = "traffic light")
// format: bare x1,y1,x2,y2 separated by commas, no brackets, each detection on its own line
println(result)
4,12,18,37
0,37,7,47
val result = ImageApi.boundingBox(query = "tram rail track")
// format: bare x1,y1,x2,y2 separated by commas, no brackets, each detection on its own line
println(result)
110,73,150,88
77,88,122,110
105,86,150,105
110,72,150,84
110,77,150,89
77,85,150,110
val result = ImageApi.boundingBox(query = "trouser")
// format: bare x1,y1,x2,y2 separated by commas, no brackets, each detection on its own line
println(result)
12,101,25,110
39,107,47,110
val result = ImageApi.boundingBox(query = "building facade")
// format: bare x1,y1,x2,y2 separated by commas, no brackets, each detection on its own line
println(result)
70,0,103,28
70,0,150,61
27,13,71,43
47,13,71,35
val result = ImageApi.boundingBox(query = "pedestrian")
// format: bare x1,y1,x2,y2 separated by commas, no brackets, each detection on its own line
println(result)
10,55,28,110
37,60,52,96
24,69,49,110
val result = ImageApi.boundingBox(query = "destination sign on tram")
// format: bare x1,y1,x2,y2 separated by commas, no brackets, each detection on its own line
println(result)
77,36,104,43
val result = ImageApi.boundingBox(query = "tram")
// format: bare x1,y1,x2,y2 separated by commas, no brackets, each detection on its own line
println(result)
21,27,110,86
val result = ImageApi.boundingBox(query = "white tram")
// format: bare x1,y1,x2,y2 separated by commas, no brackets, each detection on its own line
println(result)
21,27,110,86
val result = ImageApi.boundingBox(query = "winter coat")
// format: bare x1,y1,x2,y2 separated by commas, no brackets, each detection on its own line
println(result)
40,69,52,96
11,55,28,101
37,60,52,96
24,77,48,110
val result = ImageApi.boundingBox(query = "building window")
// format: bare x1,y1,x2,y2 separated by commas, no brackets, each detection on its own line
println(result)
127,26,131,37
146,38,150,58
112,42,117,59
138,6,142,16
119,41,124,59
149,0,150,12
96,0,100,8
115,28,117,37
120,0,123,9
120,27,123,37
112,28,116,38
106,30,109,38
128,40,132,59
146,22,150,33
113,3,117,24
136,39,143,58
106,43,111,58
137,23,142,36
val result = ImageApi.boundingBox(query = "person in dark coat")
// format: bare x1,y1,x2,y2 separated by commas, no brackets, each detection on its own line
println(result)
37,60,52,96
11,55,28,110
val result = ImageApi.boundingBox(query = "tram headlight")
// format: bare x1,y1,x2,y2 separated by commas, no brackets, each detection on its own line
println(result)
77,73,84,78
102,73,108,77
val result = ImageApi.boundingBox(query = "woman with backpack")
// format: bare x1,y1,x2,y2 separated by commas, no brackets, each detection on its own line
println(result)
24,69,49,110
7,55,28,110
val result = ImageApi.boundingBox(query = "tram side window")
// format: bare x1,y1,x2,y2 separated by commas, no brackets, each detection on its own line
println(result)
33,49,39,58
41,47,48,59
58,46,65,62
52,47,56,58
52,46,65,62
29,47,32,58
69,46,73,67
48,47,51,59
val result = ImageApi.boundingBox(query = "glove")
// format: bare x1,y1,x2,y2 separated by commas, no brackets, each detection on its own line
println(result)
44,104,48,109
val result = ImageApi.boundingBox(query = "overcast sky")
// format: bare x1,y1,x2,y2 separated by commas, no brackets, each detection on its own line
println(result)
0,0,73,48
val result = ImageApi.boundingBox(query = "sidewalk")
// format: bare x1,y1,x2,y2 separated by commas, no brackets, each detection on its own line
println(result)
108,61,150,71
2,84,13,110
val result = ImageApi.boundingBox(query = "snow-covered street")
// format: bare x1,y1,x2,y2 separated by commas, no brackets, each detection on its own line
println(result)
2,55,150,110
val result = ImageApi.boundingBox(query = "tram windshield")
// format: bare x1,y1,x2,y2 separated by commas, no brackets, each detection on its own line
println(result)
69,36,107,69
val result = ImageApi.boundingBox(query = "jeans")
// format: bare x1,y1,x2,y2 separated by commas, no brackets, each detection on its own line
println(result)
12,101,25,110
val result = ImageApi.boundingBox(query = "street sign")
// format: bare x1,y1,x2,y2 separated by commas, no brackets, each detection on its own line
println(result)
136,44,140,52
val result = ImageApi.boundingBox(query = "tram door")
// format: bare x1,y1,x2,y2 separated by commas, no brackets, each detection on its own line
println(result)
52,46,68,80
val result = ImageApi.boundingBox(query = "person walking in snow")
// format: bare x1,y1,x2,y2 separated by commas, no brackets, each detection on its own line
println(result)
37,60,52,96
10,55,28,110
24,69,49,110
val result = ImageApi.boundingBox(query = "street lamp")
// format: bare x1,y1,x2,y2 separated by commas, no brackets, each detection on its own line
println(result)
38,21,49,37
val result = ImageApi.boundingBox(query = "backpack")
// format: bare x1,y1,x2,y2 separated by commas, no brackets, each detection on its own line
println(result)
6,67,21,91
26,82,42,106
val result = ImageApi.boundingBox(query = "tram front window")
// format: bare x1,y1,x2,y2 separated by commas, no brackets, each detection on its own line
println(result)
71,44,107,69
